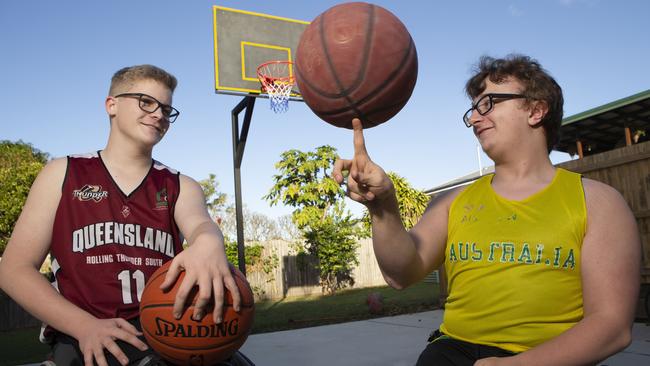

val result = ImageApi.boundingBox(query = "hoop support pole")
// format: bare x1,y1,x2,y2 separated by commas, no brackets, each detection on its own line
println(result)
231,95,256,275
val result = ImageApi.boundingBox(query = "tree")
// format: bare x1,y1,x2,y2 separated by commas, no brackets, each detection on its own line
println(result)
0,140,49,255
218,205,281,243
197,174,279,296
361,172,430,234
199,173,280,244
245,211,281,242
198,173,228,221
277,214,300,242
265,145,364,294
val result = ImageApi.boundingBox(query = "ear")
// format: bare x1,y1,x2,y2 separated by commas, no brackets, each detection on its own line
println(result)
528,100,548,127
105,96,117,118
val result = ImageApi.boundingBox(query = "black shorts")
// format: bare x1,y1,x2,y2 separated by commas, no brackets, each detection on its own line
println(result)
416,331,516,366
51,317,156,366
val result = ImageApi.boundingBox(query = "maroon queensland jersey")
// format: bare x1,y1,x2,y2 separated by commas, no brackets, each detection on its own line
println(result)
50,151,184,322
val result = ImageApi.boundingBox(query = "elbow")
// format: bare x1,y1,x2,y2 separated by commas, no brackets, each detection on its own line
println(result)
613,328,632,352
386,279,406,290
601,319,633,356
382,272,403,289
382,273,413,290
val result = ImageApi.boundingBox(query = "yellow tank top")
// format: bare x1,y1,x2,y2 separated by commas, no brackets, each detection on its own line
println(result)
439,168,586,353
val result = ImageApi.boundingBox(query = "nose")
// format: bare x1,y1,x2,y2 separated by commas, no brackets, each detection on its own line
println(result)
149,106,165,121
466,109,483,127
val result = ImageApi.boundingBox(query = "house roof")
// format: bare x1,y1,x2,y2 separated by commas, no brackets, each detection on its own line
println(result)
424,166,494,196
555,89,650,155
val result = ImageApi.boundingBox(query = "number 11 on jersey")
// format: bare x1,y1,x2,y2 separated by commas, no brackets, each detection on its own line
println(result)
118,269,145,304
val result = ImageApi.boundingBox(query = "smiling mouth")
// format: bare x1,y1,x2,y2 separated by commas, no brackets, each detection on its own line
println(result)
143,123,164,134
475,127,492,137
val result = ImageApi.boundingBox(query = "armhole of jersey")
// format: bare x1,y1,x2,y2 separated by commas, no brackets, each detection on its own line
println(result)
579,175,588,237
61,156,71,193
174,172,183,244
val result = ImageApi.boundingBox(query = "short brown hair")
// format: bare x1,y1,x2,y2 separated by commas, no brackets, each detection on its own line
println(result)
109,64,177,96
465,55,563,152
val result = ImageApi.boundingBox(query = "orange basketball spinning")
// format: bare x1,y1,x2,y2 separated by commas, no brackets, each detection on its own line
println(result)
295,2,418,129
140,261,255,366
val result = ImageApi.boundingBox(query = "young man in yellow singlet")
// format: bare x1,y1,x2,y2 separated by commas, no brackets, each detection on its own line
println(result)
333,54,641,365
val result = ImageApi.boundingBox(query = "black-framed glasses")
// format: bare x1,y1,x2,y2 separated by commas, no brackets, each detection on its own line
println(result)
462,93,526,127
115,93,180,123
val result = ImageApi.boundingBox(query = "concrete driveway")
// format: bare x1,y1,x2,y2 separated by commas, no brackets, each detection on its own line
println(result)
240,310,650,366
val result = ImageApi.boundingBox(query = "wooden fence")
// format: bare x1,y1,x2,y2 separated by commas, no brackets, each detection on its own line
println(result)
245,238,391,300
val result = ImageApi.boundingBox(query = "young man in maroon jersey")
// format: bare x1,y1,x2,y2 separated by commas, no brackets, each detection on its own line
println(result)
0,65,244,366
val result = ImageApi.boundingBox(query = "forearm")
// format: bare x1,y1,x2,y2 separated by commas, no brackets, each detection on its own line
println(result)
0,263,96,340
504,314,631,366
368,195,425,288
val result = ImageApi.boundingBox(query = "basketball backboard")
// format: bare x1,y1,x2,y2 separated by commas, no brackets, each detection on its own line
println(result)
212,5,309,99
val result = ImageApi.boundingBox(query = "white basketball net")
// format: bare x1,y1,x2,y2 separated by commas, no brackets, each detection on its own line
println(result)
257,61,296,113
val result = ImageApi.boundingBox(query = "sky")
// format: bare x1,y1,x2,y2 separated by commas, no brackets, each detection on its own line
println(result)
2,0,650,220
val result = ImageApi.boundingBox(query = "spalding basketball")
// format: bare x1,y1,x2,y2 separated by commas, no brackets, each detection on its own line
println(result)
140,261,255,366
295,2,418,129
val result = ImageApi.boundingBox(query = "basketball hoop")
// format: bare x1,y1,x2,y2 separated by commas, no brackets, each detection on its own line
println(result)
257,61,296,113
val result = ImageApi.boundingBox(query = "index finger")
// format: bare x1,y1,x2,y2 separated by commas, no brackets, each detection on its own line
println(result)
226,274,242,313
352,118,369,158
160,259,182,291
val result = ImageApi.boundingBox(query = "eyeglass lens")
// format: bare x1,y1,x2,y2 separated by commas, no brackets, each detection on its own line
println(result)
463,95,493,127
138,95,178,122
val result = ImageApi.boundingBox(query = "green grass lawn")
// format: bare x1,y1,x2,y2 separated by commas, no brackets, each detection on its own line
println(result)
252,281,440,333
0,282,440,365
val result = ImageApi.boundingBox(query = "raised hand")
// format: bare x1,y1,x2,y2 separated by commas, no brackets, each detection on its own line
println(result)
332,118,393,206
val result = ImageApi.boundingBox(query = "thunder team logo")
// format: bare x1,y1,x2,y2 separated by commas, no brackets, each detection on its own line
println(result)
73,185,108,202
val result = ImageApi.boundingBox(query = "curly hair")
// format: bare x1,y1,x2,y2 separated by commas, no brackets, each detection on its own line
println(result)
465,55,563,152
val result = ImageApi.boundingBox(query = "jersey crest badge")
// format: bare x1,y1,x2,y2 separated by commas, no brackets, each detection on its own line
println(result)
154,188,169,210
